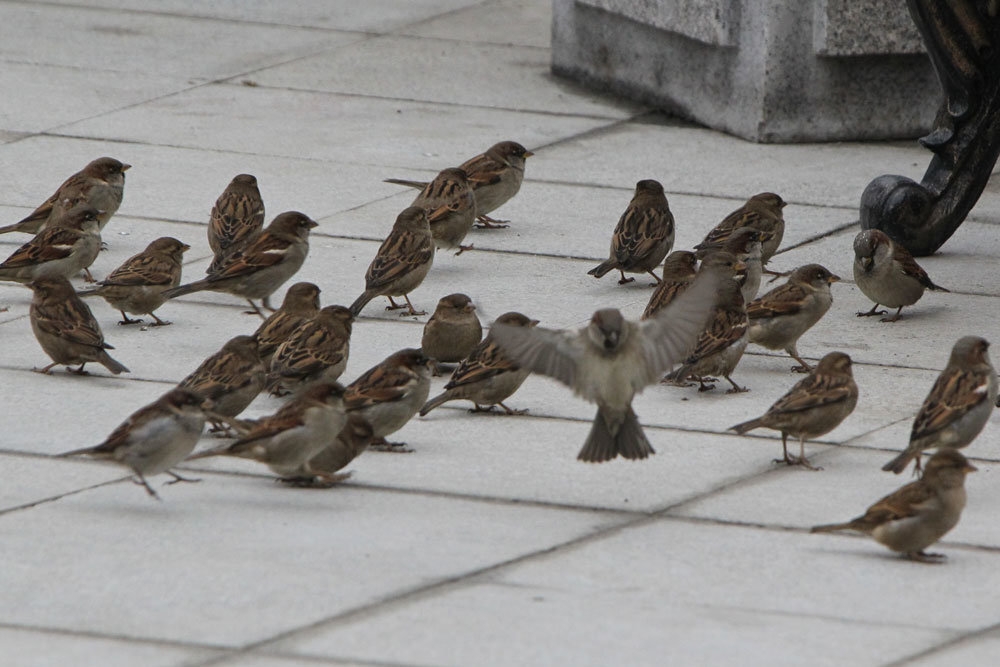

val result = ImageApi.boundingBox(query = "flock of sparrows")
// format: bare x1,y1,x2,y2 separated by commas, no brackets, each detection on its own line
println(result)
0,141,992,565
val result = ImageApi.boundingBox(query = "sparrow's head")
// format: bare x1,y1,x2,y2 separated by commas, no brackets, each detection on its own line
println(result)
722,227,763,255
55,205,102,232
394,206,431,233
951,336,991,369
390,347,434,371
494,311,538,328
634,179,665,197
815,351,853,376
489,141,534,164
747,192,785,212
436,293,476,316
923,449,977,489
147,236,191,259
588,308,627,353
231,173,258,187
84,157,130,181
221,334,260,358
27,276,75,300
853,229,891,271
269,211,318,238
282,282,321,310
300,381,347,406
162,387,212,411
661,250,698,277
318,305,354,329
790,264,840,289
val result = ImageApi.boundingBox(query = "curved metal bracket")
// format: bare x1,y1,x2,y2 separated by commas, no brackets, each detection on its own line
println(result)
860,0,1000,256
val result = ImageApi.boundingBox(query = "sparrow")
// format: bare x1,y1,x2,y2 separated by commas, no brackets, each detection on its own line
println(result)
747,264,840,372
730,352,858,469
281,414,374,487
714,227,765,305
853,229,949,322
163,211,317,317
60,387,209,499
812,449,976,563
641,251,698,320
177,335,266,432
345,348,434,451
420,311,537,416
665,252,749,393
421,293,483,366
188,382,347,484
349,207,434,317
267,305,353,396
28,276,129,375
588,179,675,285
882,336,997,474
0,157,129,235
252,282,321,365
207,173,265,273
0,205,102,283
76,236,189,326
695,192,786,268
410,168,477,254
385,141,533,228
489,267,721,462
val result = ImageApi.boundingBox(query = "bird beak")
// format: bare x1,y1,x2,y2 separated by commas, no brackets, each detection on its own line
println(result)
827,274,841,283
307,219,319,229
733,259,747,272
860,257,873,271
758,231,773,242
964,462,979,473
465,304,476,313
523,150,534,158
529,319,540,327
121,164,132,171
182,243,192,251
199,398,216,412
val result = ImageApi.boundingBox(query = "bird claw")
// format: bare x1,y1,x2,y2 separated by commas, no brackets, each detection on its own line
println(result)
454,244,474,255
790,365,811,374
117,318,144,326
617,276,635,285
773,455,822,470
165,471,201,485
369,441,415,453
725,386,749,394
856,308,887,318
474,215,509,229
907,551,946,564
279,472,352,488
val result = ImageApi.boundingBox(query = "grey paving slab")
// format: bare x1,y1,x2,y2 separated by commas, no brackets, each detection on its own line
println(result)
0,455,124,513
0,626,217,667
248,34,639,119
0,3,360,81
209,656,347,667
44,0,486,33
400,0,553,48
0,477,623,646
909,633,1000,666
273,519,992,666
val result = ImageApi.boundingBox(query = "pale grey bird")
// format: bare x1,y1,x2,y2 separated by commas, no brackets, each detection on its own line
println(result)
853,229,948,322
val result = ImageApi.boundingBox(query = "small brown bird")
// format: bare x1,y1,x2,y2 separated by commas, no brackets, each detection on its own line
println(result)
853,229,949,322
641,251,698,320
695,192,786,268
811,449,976,563
410,167,477,254
588,180,675,285
267,305,353,396
349,207,434,317
0,205,102,283
666,252,748,393
716,227,765,305
76,236,190,326
163,211,317,317
420,311,537,416
188,382,347,483
730,352,858,469
177,335,266,432
282,414,375,487
385,141,533,228
252,282,321,364
60,387,209,499
421,293,483,366
28,276,129,375
882,336,997,474
747,264,839,372
0,157,129,235
345,348,434,451
207,174,265,273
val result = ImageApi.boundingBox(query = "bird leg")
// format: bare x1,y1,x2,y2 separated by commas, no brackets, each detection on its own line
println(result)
368,437,415,453
764,268,788,280
475,214,509,229
773,433,796,466
498,402,528,415
912,454,923,477
280,471,353,488
82,268,97,283
132,474,161,500
401,294,426,317
788,348,813,374
793,437,822,470
262,296,275,311
165,470,201,485
856,304,887,317
69,364,90,376
617,270,635,285
148,311,172,327
696,376,717,392
724,375,748,394
646,270,662,286
455,244,474,255
32,362,59,375
906,551,946,564
384,296,405,311
243,300,267,318
117,310,144,326
880,307,904,323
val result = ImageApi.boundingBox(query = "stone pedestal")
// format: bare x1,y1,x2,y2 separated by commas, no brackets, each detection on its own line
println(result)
552,0,941,142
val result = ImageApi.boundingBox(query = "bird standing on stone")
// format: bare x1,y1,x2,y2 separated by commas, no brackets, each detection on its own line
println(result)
207,174,265,273
77,236,189,326
252,282,321,365
409,167,477,254
281,414,374,487
267,305,353,396
587,179,675,285
853,229,949,322
882,336,997,474
349,207,434,317
421,293,482,367
641,251,698,320
747,264,839,372
489,267,721,462
715,227,765,304
177,335,266,432
730,352,858,469
695,192,786,271
163,211,316,317
0,157,129,235
28,276,129,375
0,205,102,283
811,449,976,563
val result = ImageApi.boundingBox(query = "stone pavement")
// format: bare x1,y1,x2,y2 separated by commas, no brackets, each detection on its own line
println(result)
1,2,999,665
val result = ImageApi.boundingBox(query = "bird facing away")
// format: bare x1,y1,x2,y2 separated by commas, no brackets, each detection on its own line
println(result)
207,173,265,273
588,179,675,285
488,266,721,462
410,167,477,254
281,414,375,487
60,387,210,499
267,305,353,397
177,335,266,432
641,251,698,321
882,336,997,474
747,264,840,372
252,282,321,365
811,449,976,563
0,205,102,284
730,352,858,469
695,192,786,268
77,236,190,326
853,229,949,322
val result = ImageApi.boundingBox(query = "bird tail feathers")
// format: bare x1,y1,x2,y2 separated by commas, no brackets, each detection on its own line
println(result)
587,260,615,279
809,522,857,534
419,392,450,416
578,407,654,463
349,292,373,317
729,418,762,435
98,352,129,375
383,178,429,190
881,450,915,474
